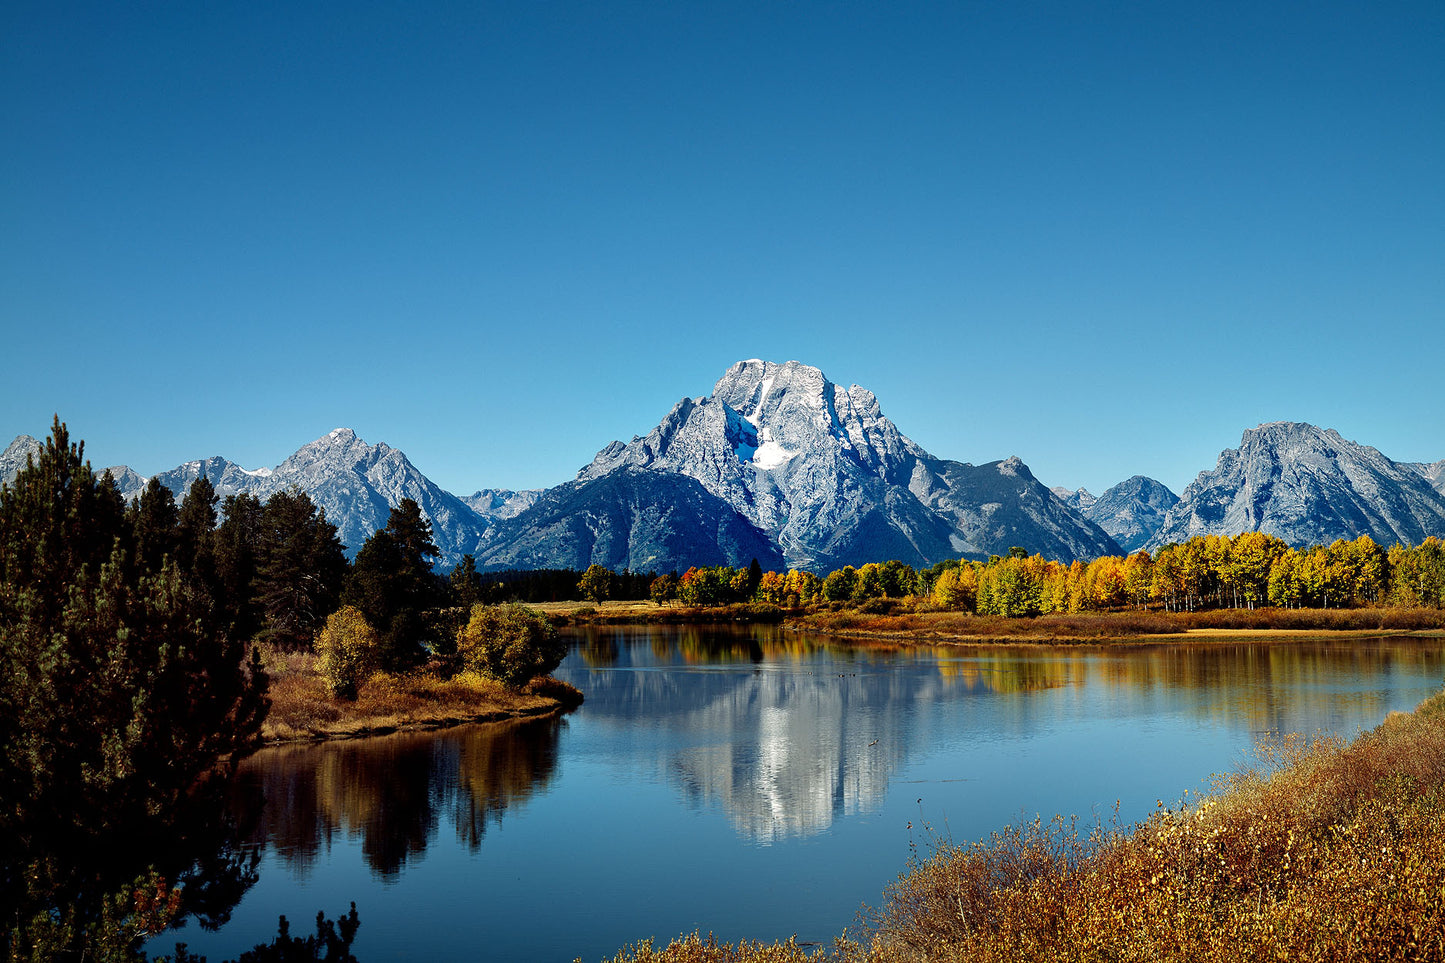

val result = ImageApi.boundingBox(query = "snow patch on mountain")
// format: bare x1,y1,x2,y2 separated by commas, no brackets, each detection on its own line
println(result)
751,439,796,470
572,359,1118,569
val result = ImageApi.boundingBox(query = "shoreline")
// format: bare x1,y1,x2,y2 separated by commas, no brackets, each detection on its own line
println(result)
787,624,1445,647
258,647,584,746
254,615,1445,746
259,699,572,746
546,599,1445,646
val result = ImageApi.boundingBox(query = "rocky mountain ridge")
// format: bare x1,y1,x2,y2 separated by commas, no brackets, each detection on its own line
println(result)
1145,422,1445,550
1082,476,1181,553
569,360,1119,571
8,378,1443,573
1050,487,1098,513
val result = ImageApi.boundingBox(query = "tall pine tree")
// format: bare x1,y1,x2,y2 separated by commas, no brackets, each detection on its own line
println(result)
253,489,348,648
0,418,269,917
129,476,179,574
343,498,442,669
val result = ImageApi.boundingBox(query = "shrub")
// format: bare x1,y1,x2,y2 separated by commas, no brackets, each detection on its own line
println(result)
456,603,567,689
314,606,380,700
740,602,784,622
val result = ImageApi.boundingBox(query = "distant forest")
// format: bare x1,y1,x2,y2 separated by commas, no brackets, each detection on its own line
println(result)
8,422,1443,667
636,534,1445,616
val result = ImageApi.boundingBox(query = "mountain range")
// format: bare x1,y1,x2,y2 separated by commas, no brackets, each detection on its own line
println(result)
5,362,1443,573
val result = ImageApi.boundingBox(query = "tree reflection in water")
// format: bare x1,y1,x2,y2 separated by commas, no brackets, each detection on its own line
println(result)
233,714,565,879
1,777,266,957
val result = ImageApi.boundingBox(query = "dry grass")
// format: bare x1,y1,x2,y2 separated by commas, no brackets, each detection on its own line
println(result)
258,645,581,743
860,688,1445,962
596,687,1445,963
793,607,1445,644
546,601,788,625
588,934,832,963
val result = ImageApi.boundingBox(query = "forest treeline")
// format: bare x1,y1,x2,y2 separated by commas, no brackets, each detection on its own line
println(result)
72,458,1445,636
628,532,1445,617
55,466,651,668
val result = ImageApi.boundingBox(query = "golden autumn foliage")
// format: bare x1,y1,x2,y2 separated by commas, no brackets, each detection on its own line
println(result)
314,605,381,699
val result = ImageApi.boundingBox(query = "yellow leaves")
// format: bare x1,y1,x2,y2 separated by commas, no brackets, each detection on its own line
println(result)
314,604,380,700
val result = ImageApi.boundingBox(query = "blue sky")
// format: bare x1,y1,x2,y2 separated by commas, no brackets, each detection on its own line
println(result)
3,1,1441,498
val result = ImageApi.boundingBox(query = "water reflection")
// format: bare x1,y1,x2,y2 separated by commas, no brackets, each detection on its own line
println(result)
188,627,1445,963
563,627,1075,842
562,628,1445,843
233,714,564,879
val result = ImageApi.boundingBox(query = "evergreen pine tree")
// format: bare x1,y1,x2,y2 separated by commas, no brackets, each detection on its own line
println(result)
213,493,264,642
176,476,219,572
0,418,269,917
129,476,179,574
449,554,482,610
342,498,441,669
253,489,348,648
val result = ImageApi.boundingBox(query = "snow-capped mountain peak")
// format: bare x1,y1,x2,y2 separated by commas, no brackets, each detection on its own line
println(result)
569,360,1118,570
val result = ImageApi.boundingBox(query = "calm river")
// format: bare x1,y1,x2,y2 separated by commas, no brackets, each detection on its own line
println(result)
168,626,1445,962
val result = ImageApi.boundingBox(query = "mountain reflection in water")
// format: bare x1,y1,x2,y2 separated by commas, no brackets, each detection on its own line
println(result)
227,630,1445,867
563,627,1445,842
232,715,564,879
180,627,1445,963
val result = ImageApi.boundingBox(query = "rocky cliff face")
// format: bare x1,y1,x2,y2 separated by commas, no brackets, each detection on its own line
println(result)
1147,423,1445,550
150,456,274,502
252,428,491,563
1,435,41,487
1081,476,1179,553
460,488,544,520
1409,459,1445,497
1051,486,1098,513
566,360,1118,570
6,428,492,566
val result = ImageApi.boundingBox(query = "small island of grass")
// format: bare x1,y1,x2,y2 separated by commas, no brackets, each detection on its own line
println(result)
259,643,581,743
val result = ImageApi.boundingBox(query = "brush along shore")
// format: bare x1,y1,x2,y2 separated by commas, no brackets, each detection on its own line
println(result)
258,645,582,744
793,606,1445,645
544,600,1444,644
593,684,1445,963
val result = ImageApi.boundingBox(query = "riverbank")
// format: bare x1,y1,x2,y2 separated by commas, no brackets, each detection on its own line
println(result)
259,647,582,744
792,606,1445,645
597,684,1445,962
544,600,1444,645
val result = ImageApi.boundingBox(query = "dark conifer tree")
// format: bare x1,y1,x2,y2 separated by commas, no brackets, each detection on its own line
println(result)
0,419,128,627
253,489,348,648
129,476,180,574
449,554,482,611
0,418,268,919
342,498,442,669
176,476,219,572
214,492,265,642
